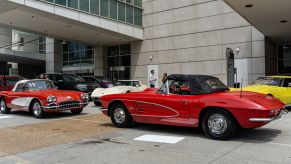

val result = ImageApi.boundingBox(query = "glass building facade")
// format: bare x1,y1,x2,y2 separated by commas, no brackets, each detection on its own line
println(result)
107,44,131,80
62,42,94,67
42,0,142,27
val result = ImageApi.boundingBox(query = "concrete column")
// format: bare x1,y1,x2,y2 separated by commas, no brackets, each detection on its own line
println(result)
45,38,62,73
94,46,104,76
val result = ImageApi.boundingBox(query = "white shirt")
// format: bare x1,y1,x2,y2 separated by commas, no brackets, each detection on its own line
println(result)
149,74,157,85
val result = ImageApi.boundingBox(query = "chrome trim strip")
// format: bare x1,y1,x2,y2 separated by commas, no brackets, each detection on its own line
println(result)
249,110,288,122
107,99,179,118
100,108,108,112
42,101,88,109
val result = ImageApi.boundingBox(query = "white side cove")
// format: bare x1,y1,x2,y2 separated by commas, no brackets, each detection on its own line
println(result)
11,97,34,108
234,58,249,87
134,134,185,144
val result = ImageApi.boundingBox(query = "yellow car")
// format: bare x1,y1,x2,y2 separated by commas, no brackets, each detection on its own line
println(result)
231,76,291,106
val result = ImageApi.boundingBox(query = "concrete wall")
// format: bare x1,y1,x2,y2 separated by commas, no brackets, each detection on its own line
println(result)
131,0,266,86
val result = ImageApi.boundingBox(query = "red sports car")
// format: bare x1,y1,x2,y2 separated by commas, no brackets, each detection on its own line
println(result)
0,75,24,91
0,79,89,118
100,74,288,140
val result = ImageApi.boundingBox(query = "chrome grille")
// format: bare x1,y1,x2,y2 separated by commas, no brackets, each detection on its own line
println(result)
59,101,80,109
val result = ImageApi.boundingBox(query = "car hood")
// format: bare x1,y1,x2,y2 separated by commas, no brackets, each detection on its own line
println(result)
230,85,274,93
91,86,132,97
26,89,83,102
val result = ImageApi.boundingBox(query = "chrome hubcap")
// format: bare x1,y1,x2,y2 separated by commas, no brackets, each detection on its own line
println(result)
208,114,228,135
33,103,41,116
113,108,126,124
0,100,5,112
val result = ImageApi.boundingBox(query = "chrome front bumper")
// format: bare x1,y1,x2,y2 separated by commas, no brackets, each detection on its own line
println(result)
42,102,89,110
249,110,288,122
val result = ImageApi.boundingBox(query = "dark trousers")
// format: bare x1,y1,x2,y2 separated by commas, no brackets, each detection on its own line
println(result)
150,84,155,88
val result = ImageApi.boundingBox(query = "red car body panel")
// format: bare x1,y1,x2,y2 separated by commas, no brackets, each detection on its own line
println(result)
0,76,24,91
0,89,88,113
100,90,285,129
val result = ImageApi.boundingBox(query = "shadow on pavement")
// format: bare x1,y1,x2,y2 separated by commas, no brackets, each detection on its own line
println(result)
125,123,281,142
8,110,90,120
235,128,281,143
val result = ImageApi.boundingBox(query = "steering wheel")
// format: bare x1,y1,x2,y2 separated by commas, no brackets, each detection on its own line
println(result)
173,85,181,94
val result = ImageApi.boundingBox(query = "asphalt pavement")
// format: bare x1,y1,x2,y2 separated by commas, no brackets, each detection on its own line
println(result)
0,103,290,164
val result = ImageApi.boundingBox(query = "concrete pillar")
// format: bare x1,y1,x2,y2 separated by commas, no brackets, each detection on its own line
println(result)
45,38,62,73
94,46,104,76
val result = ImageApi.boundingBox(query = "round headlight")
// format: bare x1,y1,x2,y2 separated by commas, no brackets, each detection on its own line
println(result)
47,96,57,103
81,93,89,100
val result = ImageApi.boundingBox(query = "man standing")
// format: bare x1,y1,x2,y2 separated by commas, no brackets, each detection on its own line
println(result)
149,70,157,88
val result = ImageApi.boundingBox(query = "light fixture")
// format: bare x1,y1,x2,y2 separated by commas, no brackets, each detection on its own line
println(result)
280,20,288,23
60,41,67,45
150,55,153,60
245,4,253,8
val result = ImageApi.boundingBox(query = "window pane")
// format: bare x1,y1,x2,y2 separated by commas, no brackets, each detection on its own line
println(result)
134,0,142,7
109,0,117,19
134,8,142,26
91,0,99,15
118,2,125,22
100,0,109,17
80,0,89,12
108,46,119,57
55,0,66,6
126,0,132,4
126,5,133,24
120,55,130,66
120,44,130,55
68,0,78,9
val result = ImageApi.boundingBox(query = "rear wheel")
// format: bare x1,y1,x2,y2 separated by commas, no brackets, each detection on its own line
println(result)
110,103,133,128
71,109,83,114
0,98,10,114
202,109,237,140
31,100,45,119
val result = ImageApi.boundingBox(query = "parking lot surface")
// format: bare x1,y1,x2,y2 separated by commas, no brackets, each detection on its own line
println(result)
0,103,290,164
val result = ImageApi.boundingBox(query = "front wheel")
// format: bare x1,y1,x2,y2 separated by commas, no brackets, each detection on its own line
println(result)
71,109,83,114
110,103,133,128
31,100,45,119
202,109,237,140
0,98,10,114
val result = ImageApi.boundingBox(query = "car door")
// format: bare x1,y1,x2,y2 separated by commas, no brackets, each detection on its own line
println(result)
280,78,291,105
5,83,28,110
133,79,193,126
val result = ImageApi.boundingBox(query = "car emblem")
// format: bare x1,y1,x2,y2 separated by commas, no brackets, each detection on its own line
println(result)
66,96,72,100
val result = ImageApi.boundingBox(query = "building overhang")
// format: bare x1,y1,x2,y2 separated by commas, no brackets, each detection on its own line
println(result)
0,0,143,45
224,0,291,44
0,48,45,66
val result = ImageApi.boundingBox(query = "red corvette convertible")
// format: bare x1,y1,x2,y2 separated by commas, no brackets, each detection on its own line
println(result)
0,79,89,118
100,74,288,140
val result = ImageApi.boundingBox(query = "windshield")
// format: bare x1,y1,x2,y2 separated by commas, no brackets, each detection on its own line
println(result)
205,78,228,91
115,81,139,87
24,80,55,91
251,77,282,86
63,74,85,82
